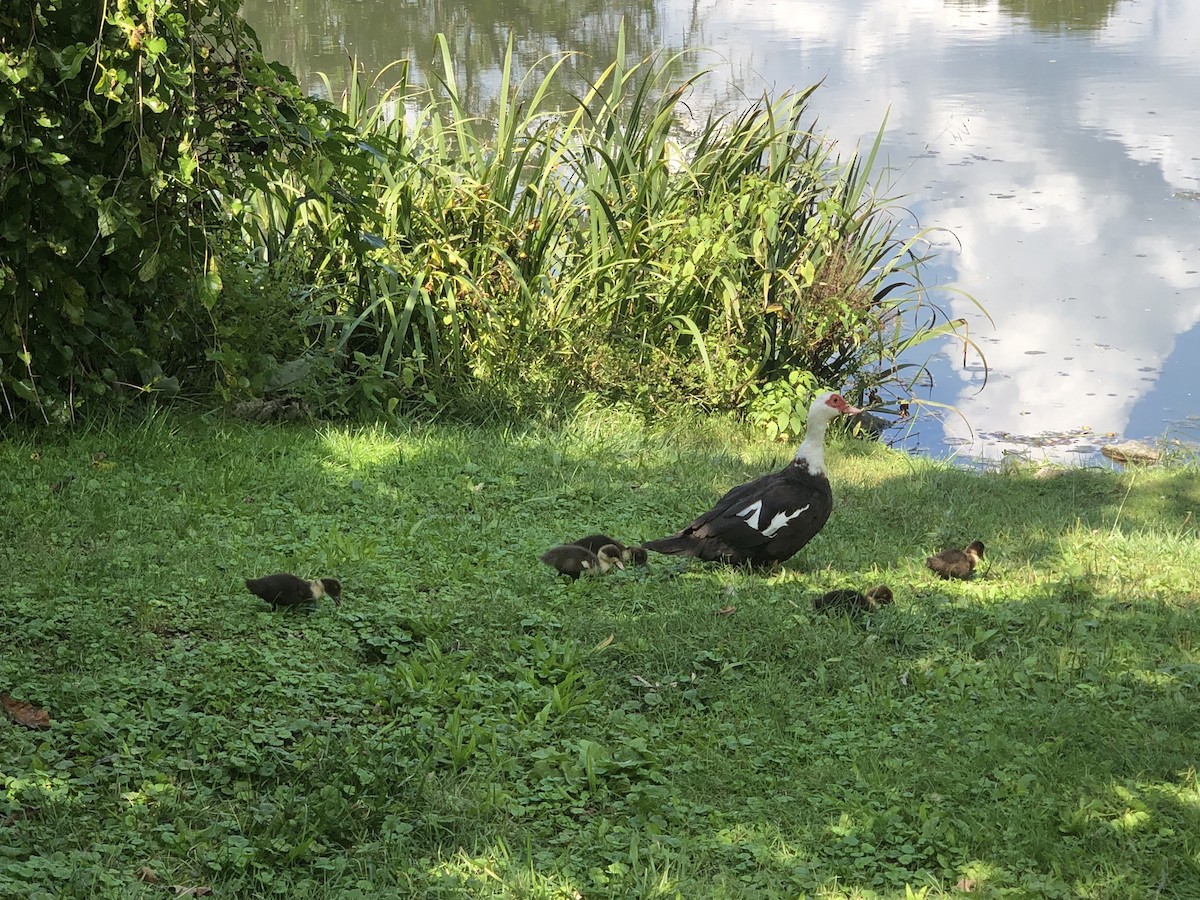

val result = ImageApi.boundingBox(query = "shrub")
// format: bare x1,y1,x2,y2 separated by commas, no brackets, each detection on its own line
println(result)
0,0,369,422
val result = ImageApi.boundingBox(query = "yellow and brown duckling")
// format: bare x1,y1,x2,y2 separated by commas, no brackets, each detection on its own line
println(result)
813,584,894,615
569,533,649,566
540,543,626,580
246,572,342,608
926,540,985,580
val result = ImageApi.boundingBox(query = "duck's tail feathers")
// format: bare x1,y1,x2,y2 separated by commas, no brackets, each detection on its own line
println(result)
640,534,699,557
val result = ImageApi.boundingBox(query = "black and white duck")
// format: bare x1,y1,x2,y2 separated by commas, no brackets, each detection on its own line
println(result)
641,391,862,567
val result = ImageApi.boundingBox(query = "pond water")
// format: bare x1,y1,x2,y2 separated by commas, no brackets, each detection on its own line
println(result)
241,0,1200,464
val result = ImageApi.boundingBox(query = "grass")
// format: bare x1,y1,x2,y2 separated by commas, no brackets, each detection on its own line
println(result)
2,408,1198,898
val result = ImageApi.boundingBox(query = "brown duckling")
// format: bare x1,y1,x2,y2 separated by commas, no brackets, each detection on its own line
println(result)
926,540,985,580
246,572,342,608
540,543,626,580
569,533,649,565
813,584,894,615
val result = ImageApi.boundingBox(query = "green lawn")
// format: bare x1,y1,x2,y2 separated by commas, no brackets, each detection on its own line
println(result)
2,409,1198,898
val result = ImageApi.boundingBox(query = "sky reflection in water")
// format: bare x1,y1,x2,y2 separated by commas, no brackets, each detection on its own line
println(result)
656,0,1200,461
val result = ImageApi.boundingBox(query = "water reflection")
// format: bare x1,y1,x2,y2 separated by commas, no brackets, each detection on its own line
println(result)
952,0,1122,32
242,0,662,110
240,0,1200,463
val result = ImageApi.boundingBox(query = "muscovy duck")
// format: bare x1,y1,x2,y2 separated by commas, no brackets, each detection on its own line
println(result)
813,583,894,614
569,533,649,565
540,543,626,579
641,391,862,567
246,572,342,607
926,540,985,579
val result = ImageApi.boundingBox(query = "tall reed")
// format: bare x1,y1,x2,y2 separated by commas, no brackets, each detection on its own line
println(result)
230,30,984,422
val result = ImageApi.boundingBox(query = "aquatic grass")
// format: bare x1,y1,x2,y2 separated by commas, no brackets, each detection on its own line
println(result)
3,410,1198,897
221,31,982,422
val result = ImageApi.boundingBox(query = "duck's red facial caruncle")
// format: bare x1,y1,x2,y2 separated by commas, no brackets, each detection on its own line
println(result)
824,392,863,416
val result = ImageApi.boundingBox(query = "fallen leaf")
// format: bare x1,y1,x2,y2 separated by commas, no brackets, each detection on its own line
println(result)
716,605,737,616
1,694,52,730
172,887,212,897
137,867,159,883
593,633,615,652
956,876,977,892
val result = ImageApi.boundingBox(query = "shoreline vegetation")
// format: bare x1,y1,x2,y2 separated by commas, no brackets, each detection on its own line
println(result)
2,411,1198,897
3,3,981,430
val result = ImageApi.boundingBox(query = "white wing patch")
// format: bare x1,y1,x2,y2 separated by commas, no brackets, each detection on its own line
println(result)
735,500,763,529
735,499,811,538
762,504,810,538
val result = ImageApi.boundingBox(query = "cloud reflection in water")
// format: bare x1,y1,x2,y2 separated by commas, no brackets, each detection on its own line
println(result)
662,0,1200,461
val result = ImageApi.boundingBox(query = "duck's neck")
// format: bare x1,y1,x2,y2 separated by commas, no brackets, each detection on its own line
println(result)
793,414,833,475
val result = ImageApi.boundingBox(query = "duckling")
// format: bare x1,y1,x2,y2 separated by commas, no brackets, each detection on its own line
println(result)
540,543,626,580
926,540,985,580
246,572,342,608
813,584,894,614
569,533,649,565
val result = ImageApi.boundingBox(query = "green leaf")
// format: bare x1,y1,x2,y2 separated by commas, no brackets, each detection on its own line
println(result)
138,250,161,282
197,270,223,310
96,200,121,237
177,154,198,183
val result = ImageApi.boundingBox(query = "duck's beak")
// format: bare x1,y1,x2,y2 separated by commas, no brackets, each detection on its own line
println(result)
615,559,625,570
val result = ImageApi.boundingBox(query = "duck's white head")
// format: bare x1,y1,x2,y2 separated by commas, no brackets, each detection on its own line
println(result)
810,391,862,425
793,391,863,471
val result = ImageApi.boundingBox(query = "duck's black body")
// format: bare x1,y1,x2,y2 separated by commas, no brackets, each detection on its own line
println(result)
642,461,834,567
643,391,859,566
813,584,894,614
926,540,985,580
246,572,342,607
540,544,624,580
642,391,860,568
570,533,649,565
